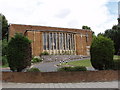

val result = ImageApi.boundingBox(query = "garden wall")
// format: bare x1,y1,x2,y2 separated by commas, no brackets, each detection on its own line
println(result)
2,70,118,83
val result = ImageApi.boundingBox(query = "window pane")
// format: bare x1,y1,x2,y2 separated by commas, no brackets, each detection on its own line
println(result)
63,33,65,50
57,33,59,50
54,33,56,49
47,32,49,50
43,32,47,50
49,33,52,50
59,33,62,50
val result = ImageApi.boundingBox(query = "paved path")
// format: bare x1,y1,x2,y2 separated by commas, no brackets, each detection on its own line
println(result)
2,58,95,72
32,58,94,72
2,81,119,88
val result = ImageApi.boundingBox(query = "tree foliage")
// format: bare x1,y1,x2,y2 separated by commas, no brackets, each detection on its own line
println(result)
0,13,8,39
2,39,8,56
7,33,32,72
82,25,91,30
103,25,120,54
90,36,115,70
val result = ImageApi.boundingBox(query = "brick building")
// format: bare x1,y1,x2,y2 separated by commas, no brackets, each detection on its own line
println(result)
9,24,93,56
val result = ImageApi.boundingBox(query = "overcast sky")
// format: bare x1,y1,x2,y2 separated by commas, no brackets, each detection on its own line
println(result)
0,0,118,35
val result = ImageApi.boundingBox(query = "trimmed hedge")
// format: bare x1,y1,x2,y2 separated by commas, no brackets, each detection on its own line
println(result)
58,66,87,71
27,68,41,72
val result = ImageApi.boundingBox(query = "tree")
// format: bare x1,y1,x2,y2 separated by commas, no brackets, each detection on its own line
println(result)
2,39,8,56
97,33,104,36
7,33,32,72
103,25,120,54
90,36,115,70
82,25,91,30
0,13,8,39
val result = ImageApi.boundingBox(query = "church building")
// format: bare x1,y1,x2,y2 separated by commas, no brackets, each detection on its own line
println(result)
9,24,93,56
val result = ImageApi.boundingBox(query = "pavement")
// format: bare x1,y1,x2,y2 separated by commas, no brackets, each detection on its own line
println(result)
2,81,119,88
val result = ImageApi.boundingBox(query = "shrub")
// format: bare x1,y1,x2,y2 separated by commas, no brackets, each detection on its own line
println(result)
2,56,8,65
27,68,41,72
58,66,87,71
90,36,115,70
73,66,87,71
58,67,73,72
40,51,49,55
7,33,32,72
2,39,8,56
31,57,42,63
112,60,120,70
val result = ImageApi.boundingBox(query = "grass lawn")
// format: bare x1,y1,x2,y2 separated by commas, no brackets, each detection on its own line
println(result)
114,55,120,60
62,55,120,67
1,64,9,68
62,59,92,67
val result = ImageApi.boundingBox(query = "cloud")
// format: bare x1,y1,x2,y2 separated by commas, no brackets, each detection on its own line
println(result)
0,0,118,35
55,9,71,18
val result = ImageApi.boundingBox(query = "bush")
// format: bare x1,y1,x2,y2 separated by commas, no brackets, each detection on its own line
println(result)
2,39,8,56
112,60,120,70
90,36,115,70
2,56,8,65
31,57,42,63
7,33,32,72
73,66,87,71
40,51,49,55
58,66,87,71
27,68,41,72
58,67,73,72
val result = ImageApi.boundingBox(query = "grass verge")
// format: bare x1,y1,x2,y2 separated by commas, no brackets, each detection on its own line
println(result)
62,59,92,67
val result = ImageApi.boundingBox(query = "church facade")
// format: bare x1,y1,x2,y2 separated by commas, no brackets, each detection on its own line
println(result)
9,24,93,56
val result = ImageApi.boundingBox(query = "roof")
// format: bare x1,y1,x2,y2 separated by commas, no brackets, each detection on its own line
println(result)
9,24,92,38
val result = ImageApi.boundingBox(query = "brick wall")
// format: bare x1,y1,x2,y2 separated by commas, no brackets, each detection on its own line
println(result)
2,70,118,83
9,24,93,56
26,31,92,56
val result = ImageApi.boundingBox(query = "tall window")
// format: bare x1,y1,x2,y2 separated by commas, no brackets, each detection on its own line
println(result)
47,33,49,50
54,33,56,49
66,34,68,50
57,33,59,50
43,32,47,50
63,33,65,50
86,33,89,42
43,32,75,51
59,33,63,50
50,33,53,50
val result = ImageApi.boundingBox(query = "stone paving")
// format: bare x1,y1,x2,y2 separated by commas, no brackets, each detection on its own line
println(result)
2,81,119,88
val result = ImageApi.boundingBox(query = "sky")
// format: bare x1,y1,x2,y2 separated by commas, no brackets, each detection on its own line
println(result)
0,0,119,35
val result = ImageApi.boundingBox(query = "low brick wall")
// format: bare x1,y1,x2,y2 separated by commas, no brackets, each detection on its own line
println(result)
2,70,118,83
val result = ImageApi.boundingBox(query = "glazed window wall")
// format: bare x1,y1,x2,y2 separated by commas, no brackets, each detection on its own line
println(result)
43,32,75,52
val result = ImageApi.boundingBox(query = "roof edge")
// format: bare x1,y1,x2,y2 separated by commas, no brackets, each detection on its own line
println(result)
10,23,93,32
